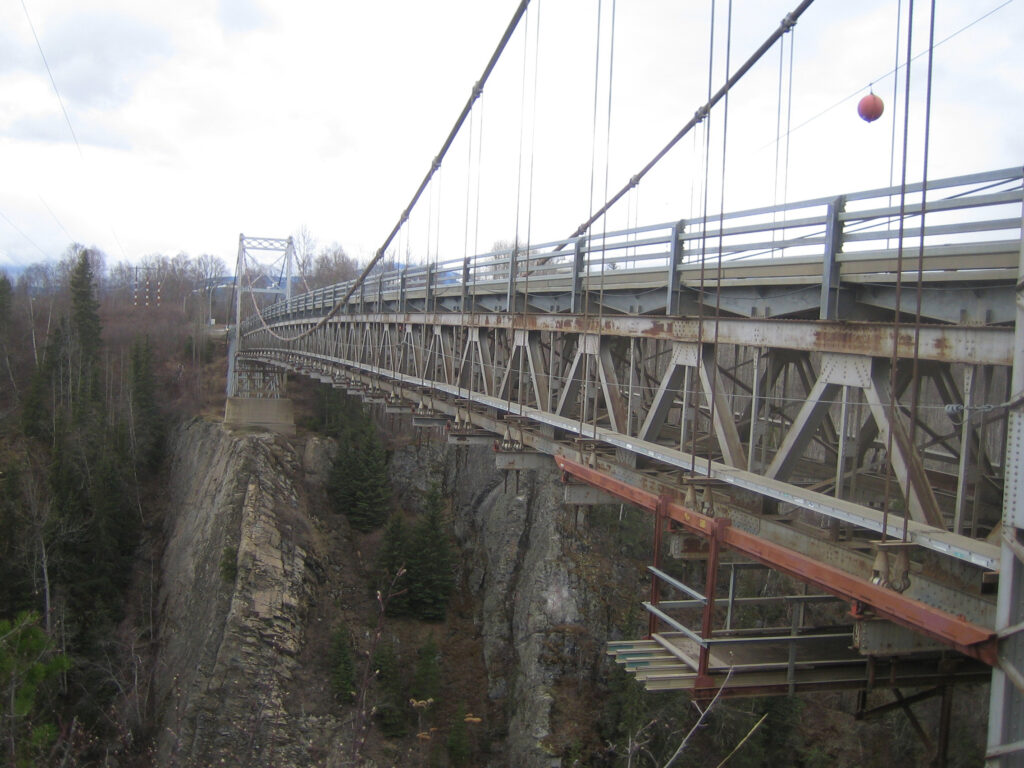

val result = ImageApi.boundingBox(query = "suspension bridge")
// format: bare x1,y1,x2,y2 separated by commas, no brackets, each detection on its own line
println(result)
221,1,1024,764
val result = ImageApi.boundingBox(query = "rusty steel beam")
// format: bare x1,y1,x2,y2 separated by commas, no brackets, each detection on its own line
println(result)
554,456,998,666
253,313,1013,366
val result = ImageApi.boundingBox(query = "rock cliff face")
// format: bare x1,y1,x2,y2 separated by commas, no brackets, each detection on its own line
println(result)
391,441,633,766
152,418,626,767
154,419,329,767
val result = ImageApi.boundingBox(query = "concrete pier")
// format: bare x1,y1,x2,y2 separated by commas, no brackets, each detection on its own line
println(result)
223,397,295,435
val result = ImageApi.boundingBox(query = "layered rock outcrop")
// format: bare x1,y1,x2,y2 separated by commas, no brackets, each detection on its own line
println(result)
154,419,326,767
152,417,623,767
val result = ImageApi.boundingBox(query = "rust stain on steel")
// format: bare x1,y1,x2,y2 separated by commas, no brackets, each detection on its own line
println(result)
811,325,886,358
303,312,1011,366
554,456,998,667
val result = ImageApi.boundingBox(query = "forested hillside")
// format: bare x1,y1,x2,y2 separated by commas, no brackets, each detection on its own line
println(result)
0,246,210,764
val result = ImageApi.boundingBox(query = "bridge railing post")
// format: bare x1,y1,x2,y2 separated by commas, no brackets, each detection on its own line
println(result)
462,257,471,312
506,244,518,313
571,237,586,314
426,264,435,313
667,219,686,316
819,196,846,320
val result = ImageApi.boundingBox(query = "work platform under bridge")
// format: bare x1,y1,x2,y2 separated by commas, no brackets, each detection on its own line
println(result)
230,167,1024,761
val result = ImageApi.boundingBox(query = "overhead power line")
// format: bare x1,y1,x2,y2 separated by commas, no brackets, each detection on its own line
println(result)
38,196,74,242
20,0,83,160
19,0,130,260
771,0,1016,149
0,208,49,259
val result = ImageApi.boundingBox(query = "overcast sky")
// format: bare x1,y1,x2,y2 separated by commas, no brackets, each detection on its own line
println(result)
1,0,1021,273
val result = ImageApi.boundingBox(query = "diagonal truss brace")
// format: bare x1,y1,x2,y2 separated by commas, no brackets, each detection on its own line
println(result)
638,342,747,468
555,334,627,432
765,353,945,529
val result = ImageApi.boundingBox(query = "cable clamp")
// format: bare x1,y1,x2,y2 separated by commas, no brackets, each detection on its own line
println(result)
472,80,484,99
945,402,1000,423
629,174,641,189
780,12,797,31
694,105,709,122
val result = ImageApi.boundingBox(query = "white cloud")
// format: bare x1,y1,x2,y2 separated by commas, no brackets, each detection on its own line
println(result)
0,0,1020,271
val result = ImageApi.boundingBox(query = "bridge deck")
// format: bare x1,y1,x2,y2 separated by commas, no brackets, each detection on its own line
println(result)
232,166,1022,689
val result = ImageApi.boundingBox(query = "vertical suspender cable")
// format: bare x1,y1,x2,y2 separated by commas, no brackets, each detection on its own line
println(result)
905,0,937,541
473,96,485,262
593,0,617,440
510,4,531,417
521,0,543,416
578,0,604,445
463,111,474,266
888,0,904,234
781,25,795,247
707,0,735,478
883,0,917,543
772,37,785,252
689,0,717,477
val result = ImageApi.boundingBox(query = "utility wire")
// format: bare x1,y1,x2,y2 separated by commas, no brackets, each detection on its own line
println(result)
20,0,129,260
20,0,82,160
770,0,1015,149
38,196,73,242
0,208,49,259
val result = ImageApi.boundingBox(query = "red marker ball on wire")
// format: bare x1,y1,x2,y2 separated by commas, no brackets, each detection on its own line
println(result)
858,91,884,123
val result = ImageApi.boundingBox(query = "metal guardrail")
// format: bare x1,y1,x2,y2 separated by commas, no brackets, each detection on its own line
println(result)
244,166,1022,330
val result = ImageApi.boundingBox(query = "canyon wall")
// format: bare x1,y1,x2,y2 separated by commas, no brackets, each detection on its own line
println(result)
150,417,628,767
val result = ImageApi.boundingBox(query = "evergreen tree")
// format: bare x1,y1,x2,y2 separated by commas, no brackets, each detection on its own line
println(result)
19,368,48,440
129,336,164,472
407,484,455,621
67,251,103,411
0,612,70,767
328,414,392,532
350,420,391,530
327,440,356,513
68,251,101,367
0,464,33,619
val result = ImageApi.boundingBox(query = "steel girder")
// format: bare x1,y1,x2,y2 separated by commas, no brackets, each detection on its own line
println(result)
240,308,1010,554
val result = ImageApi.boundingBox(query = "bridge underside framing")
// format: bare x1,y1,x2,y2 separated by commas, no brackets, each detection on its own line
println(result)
234,167,1024,760
243,310,1008,560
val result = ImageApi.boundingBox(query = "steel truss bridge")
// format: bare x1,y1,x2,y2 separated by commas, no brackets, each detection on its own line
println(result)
230,166,1024,762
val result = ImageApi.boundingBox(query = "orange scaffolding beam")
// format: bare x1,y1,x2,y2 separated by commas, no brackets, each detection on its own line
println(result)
554,456,998,666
